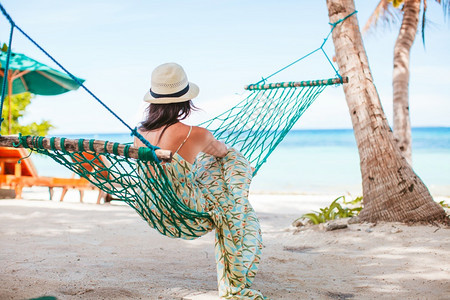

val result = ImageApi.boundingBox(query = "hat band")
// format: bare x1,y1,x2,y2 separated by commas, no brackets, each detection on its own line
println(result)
150,84,190,99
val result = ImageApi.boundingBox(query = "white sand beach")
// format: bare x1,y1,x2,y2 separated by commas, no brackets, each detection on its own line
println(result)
1,188,449,300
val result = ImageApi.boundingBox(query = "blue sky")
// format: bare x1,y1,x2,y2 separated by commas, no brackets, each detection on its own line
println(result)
1,0,449,134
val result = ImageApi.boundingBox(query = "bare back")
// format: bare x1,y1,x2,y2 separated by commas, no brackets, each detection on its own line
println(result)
134,122,227,164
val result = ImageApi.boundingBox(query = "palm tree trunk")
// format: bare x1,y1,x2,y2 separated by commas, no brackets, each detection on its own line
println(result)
326,0,446,222
393,0,420,166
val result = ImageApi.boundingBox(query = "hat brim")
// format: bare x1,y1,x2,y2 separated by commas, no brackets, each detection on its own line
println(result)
143,82,199,104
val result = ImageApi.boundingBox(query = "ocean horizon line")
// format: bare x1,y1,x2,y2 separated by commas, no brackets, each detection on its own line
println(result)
51,126,450,136
29,126,449,193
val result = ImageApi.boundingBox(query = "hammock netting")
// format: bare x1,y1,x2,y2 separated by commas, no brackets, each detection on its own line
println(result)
4,135,211,238
0,78,345,238
203,78,343,173
0,3,350,237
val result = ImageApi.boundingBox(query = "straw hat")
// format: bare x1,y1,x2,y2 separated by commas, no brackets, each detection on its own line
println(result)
143,63,199,104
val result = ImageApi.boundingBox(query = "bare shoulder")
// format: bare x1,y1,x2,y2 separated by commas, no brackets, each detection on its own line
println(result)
191,126,211,135
133,129,147,147
190,126,214,142
190,126,227,157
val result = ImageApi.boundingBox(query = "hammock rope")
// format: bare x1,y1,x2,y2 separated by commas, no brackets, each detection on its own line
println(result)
0,3,354,237
0,3,160,160
0,16,14,125
201,77,347,173
1,134,209,238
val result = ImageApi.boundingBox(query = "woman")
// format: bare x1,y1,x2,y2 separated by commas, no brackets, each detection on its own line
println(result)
134,63,265,299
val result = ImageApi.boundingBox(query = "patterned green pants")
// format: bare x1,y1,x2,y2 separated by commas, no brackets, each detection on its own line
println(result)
138,148,265,299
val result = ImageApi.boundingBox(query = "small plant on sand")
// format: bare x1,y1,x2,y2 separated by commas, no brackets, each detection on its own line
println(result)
438,200,449,209
296,196,363,225
438,200,450,217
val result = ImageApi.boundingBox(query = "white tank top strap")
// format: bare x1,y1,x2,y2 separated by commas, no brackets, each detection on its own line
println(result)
174,126,192,155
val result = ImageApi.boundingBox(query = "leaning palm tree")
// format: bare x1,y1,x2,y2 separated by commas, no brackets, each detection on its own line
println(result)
363,0,449,165
326,0,447,222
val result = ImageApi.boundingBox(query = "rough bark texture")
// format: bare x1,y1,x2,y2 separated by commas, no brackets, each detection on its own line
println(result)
326,0,447,222
393,0,420,165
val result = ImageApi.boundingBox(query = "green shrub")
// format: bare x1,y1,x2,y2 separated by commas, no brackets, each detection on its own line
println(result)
296,196,363,225
0,93,54,136
438,200,449,209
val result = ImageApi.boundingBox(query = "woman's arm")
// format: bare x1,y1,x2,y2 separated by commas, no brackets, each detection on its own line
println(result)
203,137,227,158
198,128,228,158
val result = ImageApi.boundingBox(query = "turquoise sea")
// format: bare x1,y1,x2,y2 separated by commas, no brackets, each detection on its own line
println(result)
32,127,450,196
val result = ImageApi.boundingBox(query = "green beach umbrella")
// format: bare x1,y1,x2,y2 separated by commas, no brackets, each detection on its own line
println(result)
0,50,85,133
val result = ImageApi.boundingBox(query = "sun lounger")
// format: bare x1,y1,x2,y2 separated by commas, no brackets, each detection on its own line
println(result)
0,146,98,201
61,151,114,204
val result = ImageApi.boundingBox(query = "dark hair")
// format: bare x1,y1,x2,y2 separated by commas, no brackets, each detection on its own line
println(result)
139,100,197,143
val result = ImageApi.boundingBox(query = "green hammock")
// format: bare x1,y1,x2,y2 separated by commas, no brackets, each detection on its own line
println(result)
0,3,355,238
0,77,346,238
203,77,345,173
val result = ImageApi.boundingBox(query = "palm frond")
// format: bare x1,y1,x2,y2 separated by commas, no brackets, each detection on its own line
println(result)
436,0,450,19
422,0,428,45
392,0,405,8
363,0,403,35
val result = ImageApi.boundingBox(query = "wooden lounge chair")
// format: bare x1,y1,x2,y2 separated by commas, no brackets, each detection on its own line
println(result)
0,146,99,201
61,151,113,204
